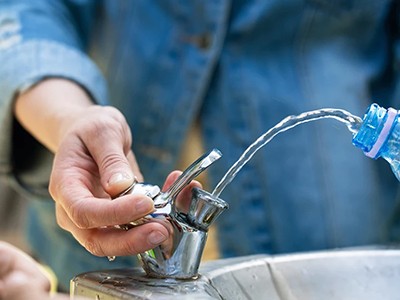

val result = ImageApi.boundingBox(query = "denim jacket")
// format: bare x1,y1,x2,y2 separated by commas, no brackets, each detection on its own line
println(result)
1,0,400,289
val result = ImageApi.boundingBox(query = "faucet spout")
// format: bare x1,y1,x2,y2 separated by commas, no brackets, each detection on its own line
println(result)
139,187,228,279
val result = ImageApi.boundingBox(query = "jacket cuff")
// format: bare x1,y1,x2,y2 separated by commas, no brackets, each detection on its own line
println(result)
0,40,107,196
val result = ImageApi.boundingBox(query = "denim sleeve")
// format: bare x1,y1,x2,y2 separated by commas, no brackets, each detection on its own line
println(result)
0,0,107,197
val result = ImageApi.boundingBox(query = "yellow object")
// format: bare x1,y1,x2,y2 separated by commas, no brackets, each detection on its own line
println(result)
38,264,58,295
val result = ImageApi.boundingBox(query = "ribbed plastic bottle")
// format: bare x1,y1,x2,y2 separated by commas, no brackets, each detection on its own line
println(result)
352,103,400,181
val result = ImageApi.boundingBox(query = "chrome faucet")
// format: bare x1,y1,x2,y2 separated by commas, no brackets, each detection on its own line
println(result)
117,149,229,279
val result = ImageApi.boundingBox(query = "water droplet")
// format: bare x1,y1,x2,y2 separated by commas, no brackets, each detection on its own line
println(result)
100,276,112,284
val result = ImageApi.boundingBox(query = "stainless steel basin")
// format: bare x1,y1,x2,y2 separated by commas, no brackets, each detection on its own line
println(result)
71,249,400,299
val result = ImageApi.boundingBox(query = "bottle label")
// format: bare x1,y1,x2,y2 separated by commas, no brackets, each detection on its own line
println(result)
365,107,397,158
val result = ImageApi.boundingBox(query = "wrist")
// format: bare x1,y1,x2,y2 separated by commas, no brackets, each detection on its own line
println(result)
14,78,94,152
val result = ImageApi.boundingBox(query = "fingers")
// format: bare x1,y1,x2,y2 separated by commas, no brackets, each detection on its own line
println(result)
52,169,200,230
161,170,182,191
52,169,202,257
0,242,15,278
0,242,51,299
0,242,40,278
162,170,203,191
162,171,203,213
56,204,168,256
55,184,154,229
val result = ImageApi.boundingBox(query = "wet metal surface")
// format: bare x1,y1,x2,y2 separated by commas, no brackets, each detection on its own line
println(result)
71,250,400,299
71,268,222,299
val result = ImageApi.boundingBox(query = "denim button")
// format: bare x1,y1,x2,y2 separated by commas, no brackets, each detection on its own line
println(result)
183,33,212,50
196,33,212,50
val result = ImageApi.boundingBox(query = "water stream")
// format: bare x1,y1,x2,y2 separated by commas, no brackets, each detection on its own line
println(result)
212,108,363,198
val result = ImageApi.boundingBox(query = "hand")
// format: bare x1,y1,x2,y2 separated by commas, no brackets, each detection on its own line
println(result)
49,104,171,256
0,241,51,300
15,79,166,256
0,241,88,300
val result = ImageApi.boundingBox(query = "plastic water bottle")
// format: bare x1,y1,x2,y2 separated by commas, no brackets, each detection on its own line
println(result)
352,103,400,181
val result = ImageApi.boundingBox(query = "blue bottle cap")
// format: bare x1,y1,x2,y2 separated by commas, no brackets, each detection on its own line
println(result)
352,103,397,159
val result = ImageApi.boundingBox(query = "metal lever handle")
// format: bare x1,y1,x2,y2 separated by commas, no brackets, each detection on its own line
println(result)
153,148,222,208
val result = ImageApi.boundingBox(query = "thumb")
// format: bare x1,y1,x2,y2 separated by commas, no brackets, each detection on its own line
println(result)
87,139,135,197
106,167,135,196
102,153,135,196
77,107,138,196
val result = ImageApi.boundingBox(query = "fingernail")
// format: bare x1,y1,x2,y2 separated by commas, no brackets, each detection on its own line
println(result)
148,231,167,245
135,198,154,214
108,172,132,185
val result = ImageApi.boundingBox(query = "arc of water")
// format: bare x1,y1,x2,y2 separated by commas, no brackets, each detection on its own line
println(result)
212,108,362,197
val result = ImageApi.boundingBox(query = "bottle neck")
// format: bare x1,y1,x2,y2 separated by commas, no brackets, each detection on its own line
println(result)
352,104,398,159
